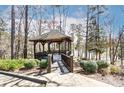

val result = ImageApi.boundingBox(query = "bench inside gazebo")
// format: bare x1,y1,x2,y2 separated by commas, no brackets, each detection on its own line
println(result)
29,30,73,73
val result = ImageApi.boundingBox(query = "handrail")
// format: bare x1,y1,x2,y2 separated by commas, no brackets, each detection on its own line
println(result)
0,71,47,84
61,53,73,72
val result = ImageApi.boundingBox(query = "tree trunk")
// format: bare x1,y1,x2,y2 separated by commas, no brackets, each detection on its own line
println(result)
98,53,101,60
96,52,98,60
111,30,124,64
17,13,23,58
23,5,28,58
97,5,100,61
106,45,108,61
59,6,62,32
0,31,1,47
121,47,123,66
85,5,89,60
38,20,42,52
88,51,90,60
52,7,55,29
11,5,15,59
109,33,112,63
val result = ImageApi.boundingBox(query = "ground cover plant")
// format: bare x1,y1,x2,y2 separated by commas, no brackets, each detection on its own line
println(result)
0,59,40,71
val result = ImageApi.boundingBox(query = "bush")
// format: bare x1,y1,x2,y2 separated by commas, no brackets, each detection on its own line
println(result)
18,59,26,65
0,59,40,71
34,59,41,66
80,60,87,68
97,60,109,71
110,65,120,74
24,62,34,69
0,62,9,71
24,59,38,69
24,60,36,69
0,59,25,71
100,68,110,76
80,61,98,74
39,59,48,69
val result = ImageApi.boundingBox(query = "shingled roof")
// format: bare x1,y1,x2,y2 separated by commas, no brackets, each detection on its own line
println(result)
29,30,72,42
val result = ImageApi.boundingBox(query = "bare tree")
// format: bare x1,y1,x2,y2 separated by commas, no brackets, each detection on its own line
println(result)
52,6,55,29
111,27,124,64
11,5,15,59
16,6,25,58
23,5,28,58
85,5,90,59
120,32,124,66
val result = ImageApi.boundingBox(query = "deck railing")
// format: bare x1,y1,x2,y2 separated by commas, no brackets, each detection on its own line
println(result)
61,53,73,72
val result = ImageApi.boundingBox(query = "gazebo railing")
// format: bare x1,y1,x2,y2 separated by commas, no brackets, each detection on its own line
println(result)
61,53,73,72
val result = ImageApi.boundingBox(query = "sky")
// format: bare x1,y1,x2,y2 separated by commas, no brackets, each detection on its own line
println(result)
0,5,124,34
108,6,124,27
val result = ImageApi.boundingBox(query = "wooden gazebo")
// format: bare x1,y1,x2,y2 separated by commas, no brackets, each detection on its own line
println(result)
29,30,72,59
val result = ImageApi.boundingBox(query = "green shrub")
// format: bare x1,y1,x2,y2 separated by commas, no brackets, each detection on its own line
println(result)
26,59,37,65
0,59,39,71
34,59,41,66
97,60,109,71
39,59,48,68
24,59,38,69
0,62,9,71
80,61,98,74
100,68,110,76
18,59,26,65
110,65,120,74
80,60,87,68
0,59,25,71
9,63,17,71
24,62,35,69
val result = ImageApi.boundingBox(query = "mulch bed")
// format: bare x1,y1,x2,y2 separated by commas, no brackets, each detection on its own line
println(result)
75,68,124,87
73,62,124,87
12,67,47,76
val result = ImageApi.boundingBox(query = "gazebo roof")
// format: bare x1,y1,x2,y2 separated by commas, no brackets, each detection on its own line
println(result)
29,30,72,42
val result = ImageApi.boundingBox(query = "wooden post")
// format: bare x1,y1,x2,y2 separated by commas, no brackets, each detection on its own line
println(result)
54,43,55,50
42,43,45,52
61,42,63,51
70,55,73,72
47,54,52,73
68,42,70,51
58,42,60,54
34,42,37,58
65,42,66,54
70,42,72,51
48,42,51,53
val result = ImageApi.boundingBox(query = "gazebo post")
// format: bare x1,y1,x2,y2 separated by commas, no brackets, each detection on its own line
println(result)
61,42,63,51
65,41,66,53
68,41,70,51
54,43,55,50
42,44,45,52
58,42,61,54
33,42,37,58
41,42,45,52
70,42,72,51
48,42,51,53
